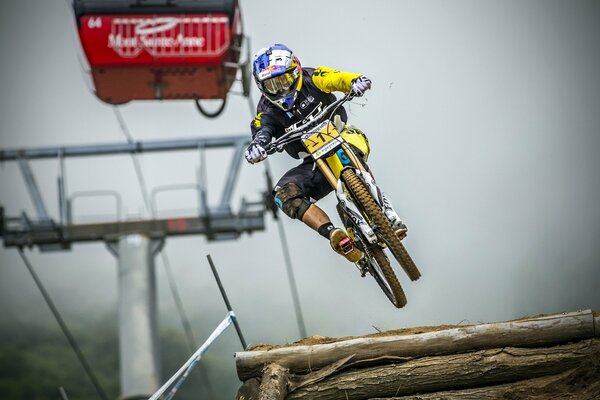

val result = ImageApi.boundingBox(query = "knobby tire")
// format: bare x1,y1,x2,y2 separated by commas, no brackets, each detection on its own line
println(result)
365,244,407,308
341,169,421,282
340,169,407,307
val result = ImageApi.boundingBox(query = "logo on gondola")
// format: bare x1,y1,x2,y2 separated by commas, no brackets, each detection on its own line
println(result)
105,16,229,58
134,18,180,36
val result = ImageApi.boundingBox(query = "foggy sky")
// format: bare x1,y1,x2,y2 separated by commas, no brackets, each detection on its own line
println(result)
1,0,600,397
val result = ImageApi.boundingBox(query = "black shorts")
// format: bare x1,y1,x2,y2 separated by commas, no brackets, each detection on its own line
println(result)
273,157,332,201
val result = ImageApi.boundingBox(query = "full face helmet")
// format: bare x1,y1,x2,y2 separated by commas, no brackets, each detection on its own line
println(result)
253,44,302,111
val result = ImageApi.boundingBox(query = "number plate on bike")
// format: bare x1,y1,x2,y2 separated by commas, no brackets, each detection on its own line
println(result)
302,122,343,159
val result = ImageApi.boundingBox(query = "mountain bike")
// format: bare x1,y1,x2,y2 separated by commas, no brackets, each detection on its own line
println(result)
264,93,421,308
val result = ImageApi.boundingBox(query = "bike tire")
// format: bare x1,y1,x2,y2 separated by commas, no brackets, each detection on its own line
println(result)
335,204,407,308
365,244,408,308
341,168,422,281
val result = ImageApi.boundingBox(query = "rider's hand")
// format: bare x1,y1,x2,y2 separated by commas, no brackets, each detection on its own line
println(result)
244,141,267,164
351,76,372,97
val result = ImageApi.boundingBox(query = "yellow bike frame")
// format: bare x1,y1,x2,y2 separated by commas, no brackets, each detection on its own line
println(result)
301,122,370,188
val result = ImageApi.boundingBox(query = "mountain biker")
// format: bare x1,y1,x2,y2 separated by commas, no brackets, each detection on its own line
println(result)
244,43,405,263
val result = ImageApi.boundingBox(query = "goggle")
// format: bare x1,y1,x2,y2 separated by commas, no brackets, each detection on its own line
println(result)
262,69,299,95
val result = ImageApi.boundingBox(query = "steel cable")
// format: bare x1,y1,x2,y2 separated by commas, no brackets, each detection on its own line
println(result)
18,249,109,400
264,160,308,339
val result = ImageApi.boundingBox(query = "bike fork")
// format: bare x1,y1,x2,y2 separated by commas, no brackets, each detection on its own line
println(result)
335,179,378,244
354,170,406,231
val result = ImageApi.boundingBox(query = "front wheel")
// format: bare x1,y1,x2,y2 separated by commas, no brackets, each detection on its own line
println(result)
341,168,421,281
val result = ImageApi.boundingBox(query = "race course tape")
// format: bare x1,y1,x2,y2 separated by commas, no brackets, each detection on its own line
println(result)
148,311,236,400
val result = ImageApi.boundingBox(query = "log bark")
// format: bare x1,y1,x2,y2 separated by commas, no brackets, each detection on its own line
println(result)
236,378,260,400
258,363,289,400
368,370,574,399
289,355,355,392
236,310,595,380
286,338,600,400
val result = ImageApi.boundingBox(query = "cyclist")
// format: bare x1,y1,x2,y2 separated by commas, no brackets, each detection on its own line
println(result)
244,43,404,263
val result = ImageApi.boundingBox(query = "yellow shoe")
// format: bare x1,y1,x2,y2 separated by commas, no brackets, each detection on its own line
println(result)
330,228,363,263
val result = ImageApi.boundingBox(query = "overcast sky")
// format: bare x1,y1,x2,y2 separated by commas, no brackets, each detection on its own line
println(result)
1,0,600,396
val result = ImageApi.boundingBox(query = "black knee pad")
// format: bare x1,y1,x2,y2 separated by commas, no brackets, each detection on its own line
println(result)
274,183,312,220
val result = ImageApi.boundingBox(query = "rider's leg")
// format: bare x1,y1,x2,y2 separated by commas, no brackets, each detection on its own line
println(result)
273,182,363,263
274,159,364,263
301,204,363,263
301,203,331,233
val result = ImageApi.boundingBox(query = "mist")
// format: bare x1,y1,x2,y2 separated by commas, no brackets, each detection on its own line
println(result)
1,0,599,398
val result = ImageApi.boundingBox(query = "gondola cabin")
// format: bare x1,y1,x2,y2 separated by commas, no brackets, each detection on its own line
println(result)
73,0,249,116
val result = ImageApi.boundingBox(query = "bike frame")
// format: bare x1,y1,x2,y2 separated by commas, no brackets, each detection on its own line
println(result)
264,93,420,307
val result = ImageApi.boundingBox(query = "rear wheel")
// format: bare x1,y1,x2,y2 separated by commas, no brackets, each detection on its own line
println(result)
364,244,407,308
337,205,406,308
341,169,421,281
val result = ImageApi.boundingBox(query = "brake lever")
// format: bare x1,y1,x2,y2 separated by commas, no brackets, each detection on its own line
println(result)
265,144,283,155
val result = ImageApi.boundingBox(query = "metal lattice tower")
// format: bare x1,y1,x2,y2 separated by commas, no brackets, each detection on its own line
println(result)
0,135,267,399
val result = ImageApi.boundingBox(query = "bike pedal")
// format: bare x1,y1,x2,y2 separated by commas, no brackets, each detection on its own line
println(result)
339,237,354,254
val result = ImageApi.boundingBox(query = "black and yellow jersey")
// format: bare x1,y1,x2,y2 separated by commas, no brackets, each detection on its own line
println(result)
250,66,362,159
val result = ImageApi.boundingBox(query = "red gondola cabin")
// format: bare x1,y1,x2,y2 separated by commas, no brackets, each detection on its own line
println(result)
73,0,247,114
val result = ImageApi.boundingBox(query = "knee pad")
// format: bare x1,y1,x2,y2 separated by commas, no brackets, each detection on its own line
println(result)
274,183,311,220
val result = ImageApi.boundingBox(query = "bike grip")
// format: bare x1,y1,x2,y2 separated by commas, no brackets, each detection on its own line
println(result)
265,146,277,155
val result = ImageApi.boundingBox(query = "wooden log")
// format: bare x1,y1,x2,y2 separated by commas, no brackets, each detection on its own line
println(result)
236,378,260,400
289,355,355,392
258,363,288,400
236,310,595,380
286,338,600,400
368,370,574,399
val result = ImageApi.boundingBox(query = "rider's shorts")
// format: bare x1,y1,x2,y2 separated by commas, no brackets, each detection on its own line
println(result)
273,157,332,202
273,125,369,202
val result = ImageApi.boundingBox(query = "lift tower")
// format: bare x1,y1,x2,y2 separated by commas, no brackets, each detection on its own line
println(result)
0,135,267,400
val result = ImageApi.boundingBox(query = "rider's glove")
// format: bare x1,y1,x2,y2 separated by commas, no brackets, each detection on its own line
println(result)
244,141,267,164
351,76,372,97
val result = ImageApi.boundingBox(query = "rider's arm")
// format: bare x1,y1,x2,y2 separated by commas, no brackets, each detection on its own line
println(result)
251,105,280,146
311,66,362,94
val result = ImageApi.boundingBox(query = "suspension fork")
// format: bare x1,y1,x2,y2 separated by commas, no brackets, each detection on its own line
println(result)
314,157,377,244
315,158,338,189
314,143,368,189
340,144,405,230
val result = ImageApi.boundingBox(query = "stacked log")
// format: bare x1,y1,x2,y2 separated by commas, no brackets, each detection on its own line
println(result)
235,309,600,400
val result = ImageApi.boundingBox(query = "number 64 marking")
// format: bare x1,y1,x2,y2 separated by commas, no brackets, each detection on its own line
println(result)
88,17,102,29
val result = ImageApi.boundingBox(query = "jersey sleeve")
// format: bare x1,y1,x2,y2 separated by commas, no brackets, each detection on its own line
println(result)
250,99,277,146
311,66,362,94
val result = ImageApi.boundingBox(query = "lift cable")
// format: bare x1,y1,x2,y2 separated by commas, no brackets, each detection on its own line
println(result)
264,161,308,339
18,248,109,400
112,107,215,397
112,108,152,213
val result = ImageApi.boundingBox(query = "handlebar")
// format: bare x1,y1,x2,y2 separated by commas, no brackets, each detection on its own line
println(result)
264,93,355,155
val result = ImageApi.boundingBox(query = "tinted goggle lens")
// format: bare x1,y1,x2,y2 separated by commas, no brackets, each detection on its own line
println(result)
263,70,298,95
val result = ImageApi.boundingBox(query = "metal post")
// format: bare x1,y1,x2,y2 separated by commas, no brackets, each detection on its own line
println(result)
110,234,164,400
206,254,247,349
58,150,67,226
